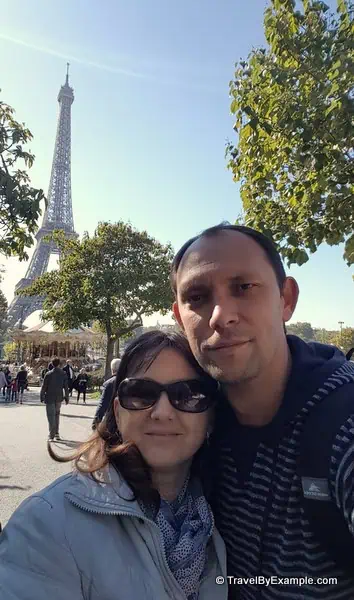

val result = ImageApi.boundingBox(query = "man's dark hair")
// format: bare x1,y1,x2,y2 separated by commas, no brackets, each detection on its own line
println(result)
52,358,60,368
170,223,286,295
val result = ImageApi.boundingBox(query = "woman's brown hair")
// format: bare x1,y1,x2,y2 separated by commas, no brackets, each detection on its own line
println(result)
48,329,218,504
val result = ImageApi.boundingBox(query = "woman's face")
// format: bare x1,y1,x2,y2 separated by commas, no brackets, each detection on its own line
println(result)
114,348,212,472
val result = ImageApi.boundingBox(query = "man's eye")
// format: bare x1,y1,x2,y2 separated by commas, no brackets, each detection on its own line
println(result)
187,293,205,305
232,283,255,294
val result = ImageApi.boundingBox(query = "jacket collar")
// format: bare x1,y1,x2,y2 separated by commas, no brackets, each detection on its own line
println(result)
65,464,146,518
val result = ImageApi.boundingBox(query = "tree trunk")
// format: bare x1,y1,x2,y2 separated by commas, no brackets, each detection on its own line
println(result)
114,338,120,357
105,337,115,381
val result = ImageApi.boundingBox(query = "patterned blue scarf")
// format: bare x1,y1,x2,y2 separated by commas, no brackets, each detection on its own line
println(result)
140,477,213,600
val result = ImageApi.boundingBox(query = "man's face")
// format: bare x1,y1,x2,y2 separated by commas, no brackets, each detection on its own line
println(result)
173,231,298,384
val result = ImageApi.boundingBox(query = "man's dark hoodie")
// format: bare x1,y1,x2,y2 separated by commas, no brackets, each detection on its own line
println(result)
212,335,354,600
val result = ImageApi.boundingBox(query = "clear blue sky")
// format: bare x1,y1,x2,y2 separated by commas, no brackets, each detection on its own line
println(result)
1,0,352,330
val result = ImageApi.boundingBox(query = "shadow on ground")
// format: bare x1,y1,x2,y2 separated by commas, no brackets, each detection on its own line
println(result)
0,484,31,491
0,476,31,492
53,439,81,448
61,413,93,420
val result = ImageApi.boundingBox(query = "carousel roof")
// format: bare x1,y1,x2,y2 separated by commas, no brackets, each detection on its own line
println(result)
11,321,99,344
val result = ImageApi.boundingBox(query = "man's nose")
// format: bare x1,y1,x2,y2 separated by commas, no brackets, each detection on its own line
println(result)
150,392,175,420
209,300,240,331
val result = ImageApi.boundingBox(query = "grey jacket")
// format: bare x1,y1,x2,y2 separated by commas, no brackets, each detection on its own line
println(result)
0,466,228,600
40,366,69,403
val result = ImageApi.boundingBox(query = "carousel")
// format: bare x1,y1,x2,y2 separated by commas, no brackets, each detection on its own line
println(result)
11,321,100,369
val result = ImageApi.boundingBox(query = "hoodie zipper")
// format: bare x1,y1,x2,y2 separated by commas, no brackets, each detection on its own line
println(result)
67,496,209,600
254,446,279,600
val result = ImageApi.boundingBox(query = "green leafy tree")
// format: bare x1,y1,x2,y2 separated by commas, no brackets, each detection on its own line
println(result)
0,270,9,356
0,94,45,260
3,341,17,362
313,327,337,344
227,0,354,268
287,321,315,341
332,327,354,352
19,222,174,378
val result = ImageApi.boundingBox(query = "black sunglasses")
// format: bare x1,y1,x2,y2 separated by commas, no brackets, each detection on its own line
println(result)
118,378,218,413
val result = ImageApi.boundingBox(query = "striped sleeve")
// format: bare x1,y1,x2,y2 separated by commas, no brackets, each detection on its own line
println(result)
330,414,354,535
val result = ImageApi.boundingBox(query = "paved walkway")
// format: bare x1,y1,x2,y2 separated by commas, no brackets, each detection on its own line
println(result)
0,387,99,526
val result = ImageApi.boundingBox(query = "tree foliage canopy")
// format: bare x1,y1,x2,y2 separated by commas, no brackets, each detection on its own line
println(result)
0,95,45,260
19,222,174,377
227,0,354,267
287,321,354,353
286,321,315,341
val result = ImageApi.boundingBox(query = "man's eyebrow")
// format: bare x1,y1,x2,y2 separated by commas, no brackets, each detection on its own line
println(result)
179,278,210,294
228,275,252,282
181,273,253,287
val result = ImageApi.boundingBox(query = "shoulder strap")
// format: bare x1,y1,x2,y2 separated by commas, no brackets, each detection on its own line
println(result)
346,348,354,361
298,386,354,575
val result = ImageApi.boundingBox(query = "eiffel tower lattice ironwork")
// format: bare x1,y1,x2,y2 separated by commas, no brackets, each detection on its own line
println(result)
8,65,78,326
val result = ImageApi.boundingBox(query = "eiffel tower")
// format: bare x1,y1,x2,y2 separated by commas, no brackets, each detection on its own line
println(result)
8,65,78,326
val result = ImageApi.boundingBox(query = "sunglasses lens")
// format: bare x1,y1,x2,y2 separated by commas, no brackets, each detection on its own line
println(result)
170,380,214,413
119,379,158,410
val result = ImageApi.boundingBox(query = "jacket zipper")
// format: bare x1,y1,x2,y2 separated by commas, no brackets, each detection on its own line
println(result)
67,497,195,600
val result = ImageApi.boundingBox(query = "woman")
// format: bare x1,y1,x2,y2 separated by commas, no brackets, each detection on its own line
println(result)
16,364,28,404
76,367,89,404
0,331,227,600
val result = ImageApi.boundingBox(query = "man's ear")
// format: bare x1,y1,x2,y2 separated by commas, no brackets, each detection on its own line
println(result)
172,301,184,331
282,277,299,323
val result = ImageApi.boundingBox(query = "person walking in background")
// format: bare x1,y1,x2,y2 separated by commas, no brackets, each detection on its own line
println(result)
63,360,75,397
5,372,12,403
76,368,88,404
16,365,28,404
0,367,7,402
10,376,18,403
0,368,9,403
41,365,49,384
2,366,10,398
92,358,120,429
40,358,69,441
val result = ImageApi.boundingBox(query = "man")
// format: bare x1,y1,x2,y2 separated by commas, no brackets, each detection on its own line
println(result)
172,223,354,599
63,360,75,396
40,357,69,441
92,358,120,429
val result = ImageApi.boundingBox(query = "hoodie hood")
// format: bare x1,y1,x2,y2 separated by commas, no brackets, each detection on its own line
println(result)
286,335,347,405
